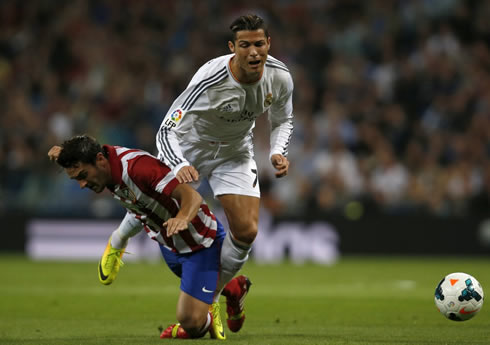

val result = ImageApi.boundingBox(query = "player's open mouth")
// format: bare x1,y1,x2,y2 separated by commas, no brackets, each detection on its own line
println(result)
249,60,261,65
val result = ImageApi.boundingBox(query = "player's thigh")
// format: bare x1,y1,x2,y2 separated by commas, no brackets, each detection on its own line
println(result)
218,194,260,235
159,244,183,277
208,156,261,198
176,290,210,326
179,237,223,304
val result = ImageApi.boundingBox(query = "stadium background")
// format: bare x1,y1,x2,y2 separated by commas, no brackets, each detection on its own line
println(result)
0,0,489,259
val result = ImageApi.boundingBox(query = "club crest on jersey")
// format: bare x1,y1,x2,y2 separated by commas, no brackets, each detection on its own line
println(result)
164,109,183,129
264,93,273,107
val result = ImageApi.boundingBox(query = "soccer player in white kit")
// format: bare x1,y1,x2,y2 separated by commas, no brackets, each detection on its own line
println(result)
156,14,294,332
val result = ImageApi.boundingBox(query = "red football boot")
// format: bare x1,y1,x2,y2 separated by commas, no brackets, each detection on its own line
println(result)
159,323,190,339
221,275,252,332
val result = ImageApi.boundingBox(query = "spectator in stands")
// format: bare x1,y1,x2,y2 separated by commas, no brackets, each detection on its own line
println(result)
0,0,488,219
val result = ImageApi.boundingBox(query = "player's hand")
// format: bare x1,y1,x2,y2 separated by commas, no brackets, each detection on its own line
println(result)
48,146,62,162
163,217,188,237
271,154,289,178
176,165,199,184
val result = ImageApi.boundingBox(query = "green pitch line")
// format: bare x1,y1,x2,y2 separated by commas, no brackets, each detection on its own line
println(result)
0,255,489,345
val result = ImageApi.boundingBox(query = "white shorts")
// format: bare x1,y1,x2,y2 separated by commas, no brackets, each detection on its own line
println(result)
180,140,260,198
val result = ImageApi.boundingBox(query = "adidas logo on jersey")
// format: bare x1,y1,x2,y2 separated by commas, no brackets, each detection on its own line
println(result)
220,104,234,112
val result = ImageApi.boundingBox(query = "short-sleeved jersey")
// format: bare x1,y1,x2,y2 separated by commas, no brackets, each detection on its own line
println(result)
156,54,294,173
104,145,221,253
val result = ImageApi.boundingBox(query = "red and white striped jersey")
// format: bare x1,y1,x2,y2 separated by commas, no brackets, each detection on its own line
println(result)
104,145,222,254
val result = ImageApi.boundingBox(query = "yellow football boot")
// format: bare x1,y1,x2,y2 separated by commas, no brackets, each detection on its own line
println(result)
98,237,125,285
208,302,226,340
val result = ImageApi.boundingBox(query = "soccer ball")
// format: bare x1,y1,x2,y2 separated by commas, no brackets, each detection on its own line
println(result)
434,272,484,321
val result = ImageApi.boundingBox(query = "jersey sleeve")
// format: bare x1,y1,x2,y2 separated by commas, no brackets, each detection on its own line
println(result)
156,59,228,174
156,99,192,174
156,124,190,174
269,72,294,158
126,155,180,197
155,70,202,173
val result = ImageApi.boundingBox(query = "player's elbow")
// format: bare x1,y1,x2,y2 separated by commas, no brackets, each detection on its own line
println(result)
187,192,203,217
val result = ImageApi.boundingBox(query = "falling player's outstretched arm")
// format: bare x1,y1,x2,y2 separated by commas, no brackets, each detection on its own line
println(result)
123,153,202,237
164,183,203,237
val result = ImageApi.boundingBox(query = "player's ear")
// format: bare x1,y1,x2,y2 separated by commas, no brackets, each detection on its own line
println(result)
95,152,106,164
228,41,235,53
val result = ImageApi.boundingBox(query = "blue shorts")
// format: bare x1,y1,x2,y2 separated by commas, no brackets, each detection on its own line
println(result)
159,221,225,304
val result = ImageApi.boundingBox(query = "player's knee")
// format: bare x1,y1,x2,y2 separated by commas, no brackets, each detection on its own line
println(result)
177,311,201,328
177,312,206,337
231,219,258,244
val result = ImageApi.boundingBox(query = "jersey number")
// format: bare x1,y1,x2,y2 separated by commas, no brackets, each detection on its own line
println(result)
251,169,258,188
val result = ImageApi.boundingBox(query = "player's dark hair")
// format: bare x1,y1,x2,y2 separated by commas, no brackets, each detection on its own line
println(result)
229,14,269,42
57,135,104,168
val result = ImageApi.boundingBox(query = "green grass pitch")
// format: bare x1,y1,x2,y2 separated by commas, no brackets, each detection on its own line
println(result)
1,255,489,345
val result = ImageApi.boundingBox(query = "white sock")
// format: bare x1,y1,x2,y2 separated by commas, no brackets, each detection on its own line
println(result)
110,213,144,249
110,229,128,249
213,233,251,302
197,312,212,337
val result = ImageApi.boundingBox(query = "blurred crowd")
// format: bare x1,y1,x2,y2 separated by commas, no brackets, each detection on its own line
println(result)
0,0,489,218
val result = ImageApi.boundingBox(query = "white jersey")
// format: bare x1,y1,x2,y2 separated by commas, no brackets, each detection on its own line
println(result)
156,53,294,173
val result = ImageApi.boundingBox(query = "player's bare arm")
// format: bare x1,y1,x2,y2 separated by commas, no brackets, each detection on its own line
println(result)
271,154,289,178
175,165,200,184
164,183,203,237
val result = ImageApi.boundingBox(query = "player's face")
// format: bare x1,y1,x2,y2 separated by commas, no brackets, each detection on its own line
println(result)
66,155,110,193
229,29,270,82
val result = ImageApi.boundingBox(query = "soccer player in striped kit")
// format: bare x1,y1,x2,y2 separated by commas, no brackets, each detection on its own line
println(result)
156,14,294,333
48,135,241,339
